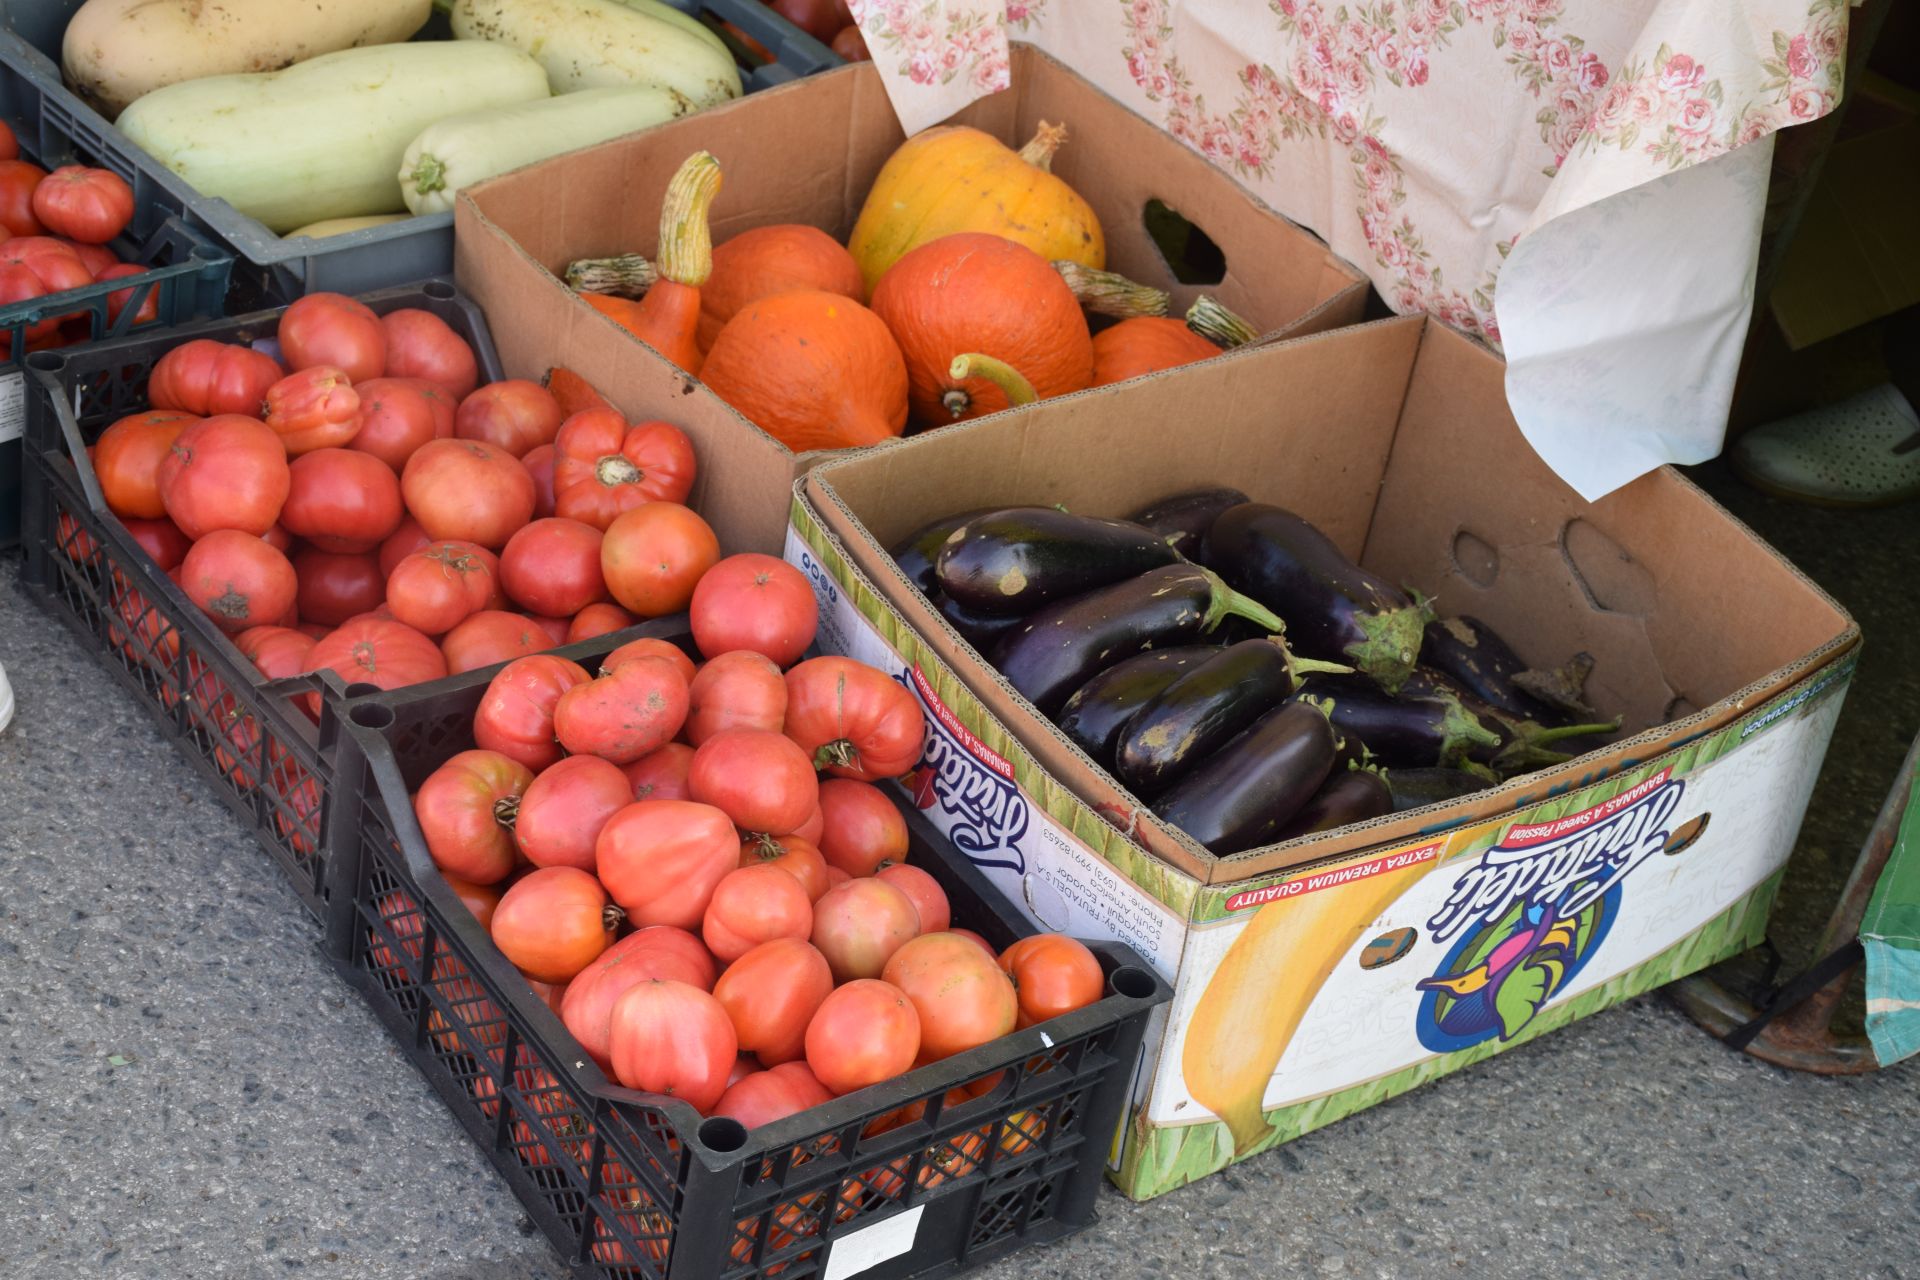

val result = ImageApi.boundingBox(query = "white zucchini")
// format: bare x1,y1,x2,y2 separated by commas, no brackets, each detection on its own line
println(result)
61,0,434,120
400,85,690,214
116,43,551,234
449,0,741,108
285,214,412,238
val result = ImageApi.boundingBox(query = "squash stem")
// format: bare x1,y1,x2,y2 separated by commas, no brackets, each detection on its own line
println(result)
1186,295,1259,349
947,353,1038,417
409,153,448,197
1053,261,1168,319
566,253,658,298
1017,121,1068,172
656,151,722,288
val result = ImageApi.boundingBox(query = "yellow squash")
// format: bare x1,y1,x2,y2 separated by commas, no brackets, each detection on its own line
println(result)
1183,857,1434,1155
847,122,1105,294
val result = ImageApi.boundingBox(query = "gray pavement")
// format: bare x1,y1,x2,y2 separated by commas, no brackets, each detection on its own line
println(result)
2,456,1916,1279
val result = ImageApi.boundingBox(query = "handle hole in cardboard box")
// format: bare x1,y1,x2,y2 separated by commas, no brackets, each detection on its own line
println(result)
1143,199,1225,285
1450,528,1500,588
1561,518,1657,616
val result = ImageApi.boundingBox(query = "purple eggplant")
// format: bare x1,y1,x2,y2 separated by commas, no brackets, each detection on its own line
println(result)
1297,674,1502,773
1153,700,1337,854
1276,768,1393,839
1125,487,1250,559
1055,647,1219,767
1399,666,1618,774
1387,766,1496,812
889,508,1000,596
1203,503,1434,692
935,507,1178,616
1420,615,1597,726
936,593,1028,653
992,564,1292,714
1115,637,1342,796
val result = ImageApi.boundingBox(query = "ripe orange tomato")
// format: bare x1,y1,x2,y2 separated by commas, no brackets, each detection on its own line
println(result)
567,601,635,643
702,864,813,964
514,754,632,872
553,656,689,763
810,878,920,982
816,779,908,877
279,292,386,382
621,741,694,802
713,1060,832,1129
688,553,815,665
882,933,1017,1063
784,657,926,781
411,749,534,884
95,409,196,519
401,438,536,550
602,636,695,684
712,938,833,1066
608,979,738,1113
875,863,949,933
491,866,617,984
594,799,738,930
179,529,297,634
688,727,818,836
738,833,830,902
455,379,562,457
441,609,550,675
805,979,919,1096
599,502,719,618
386,540,500,637
157,414,291,540
563,926,719,1070
685,649,786,745
381,307,478,398
471,653,590,771
999,934,1105,1027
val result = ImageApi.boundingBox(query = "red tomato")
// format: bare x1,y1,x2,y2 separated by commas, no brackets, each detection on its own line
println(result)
702,864,813,964
292,547,384,626
95,409,195,519
784,657,926,780
689,554,816,665
595,799,737,929
121,515,192,571
794,804,824,845
566,601,634,643
609,980,738,1112
386,539,499,636
830,24,871,61
280,447,403,552
563,927,718,1068
492,866,616,984
260,523,295,554
599,502,718,618
454,380,562,457
156,414,290,539
713,939,834,1065
882,933,1017,1063
514,754,631,872
0,160,47,235
947,928,995,957
31,166,133,243
527,613,569,645
180,529,297,633
499,517,607,618
875,863,949,934
521,443,557,519
553,656,689,763
551,410,697,529
377,515,432,577
441,609,550,675
810,878,920,983
602,636,695,684
97,262,160,326
303,616,447,706
147,339,283,417
805,980,919,1096
621,742,693,802
999,934,1104,1027
688,728,818,836
472,653,592,771
344,377,439,470
279,292,385,382
400,438,535,550
411,749,533,883
235,625,316,681
738,834,830,903
381,308,478,398
392,377,456,438
64,240,116,277
817,778,909,876
714,1060,832,1128
263,366,360,454
686,650,786,745
0,121,16,161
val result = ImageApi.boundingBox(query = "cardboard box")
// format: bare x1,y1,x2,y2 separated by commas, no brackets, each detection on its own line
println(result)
783,315,1858,1198
454,44,1367,554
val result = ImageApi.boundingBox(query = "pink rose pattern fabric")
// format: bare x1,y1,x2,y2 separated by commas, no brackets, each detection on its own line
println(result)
848,0,1848,350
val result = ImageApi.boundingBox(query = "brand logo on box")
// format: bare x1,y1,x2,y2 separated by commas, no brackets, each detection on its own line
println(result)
896,666,1030,871
1414,772,1686,1052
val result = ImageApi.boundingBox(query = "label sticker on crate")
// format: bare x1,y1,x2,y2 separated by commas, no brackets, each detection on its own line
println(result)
0,370,24,445
822,1204,925,1280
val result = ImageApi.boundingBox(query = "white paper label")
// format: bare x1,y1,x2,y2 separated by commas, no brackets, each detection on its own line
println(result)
822,1204,925,1280
0,369,25,445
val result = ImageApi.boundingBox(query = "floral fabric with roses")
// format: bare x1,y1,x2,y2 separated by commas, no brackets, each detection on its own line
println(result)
847,0,1854,499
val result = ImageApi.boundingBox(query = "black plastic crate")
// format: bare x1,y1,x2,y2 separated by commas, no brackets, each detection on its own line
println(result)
0,0,837,307
0,16,234,542
13,277,673,922
326,637,1168,1280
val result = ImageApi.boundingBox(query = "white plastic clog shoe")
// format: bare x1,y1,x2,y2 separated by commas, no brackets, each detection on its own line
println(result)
1731,383,1920,508
0,660,13,735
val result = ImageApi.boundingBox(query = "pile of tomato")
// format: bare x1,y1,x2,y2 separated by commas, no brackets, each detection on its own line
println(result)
0,122,165,344
82,289,732,703
408,632,1106,1128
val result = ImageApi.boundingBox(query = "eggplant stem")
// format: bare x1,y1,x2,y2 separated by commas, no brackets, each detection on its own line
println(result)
1524,717,1620,747
1291,657,1353,679
1512,652,1597,718
1437,694,1502,769
1196,566,1285,634
1341,594,1437,695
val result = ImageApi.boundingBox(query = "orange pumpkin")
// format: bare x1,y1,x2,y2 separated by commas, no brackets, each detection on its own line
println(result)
698,290,908,453
698,224,864,352
1090,317,1221,386
869,232,1091,426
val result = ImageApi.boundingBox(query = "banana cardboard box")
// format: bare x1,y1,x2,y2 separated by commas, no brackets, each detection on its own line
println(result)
783,314,1858,1199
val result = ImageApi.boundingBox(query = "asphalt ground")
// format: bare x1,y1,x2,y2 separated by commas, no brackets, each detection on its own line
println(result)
0,454,1914,1279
